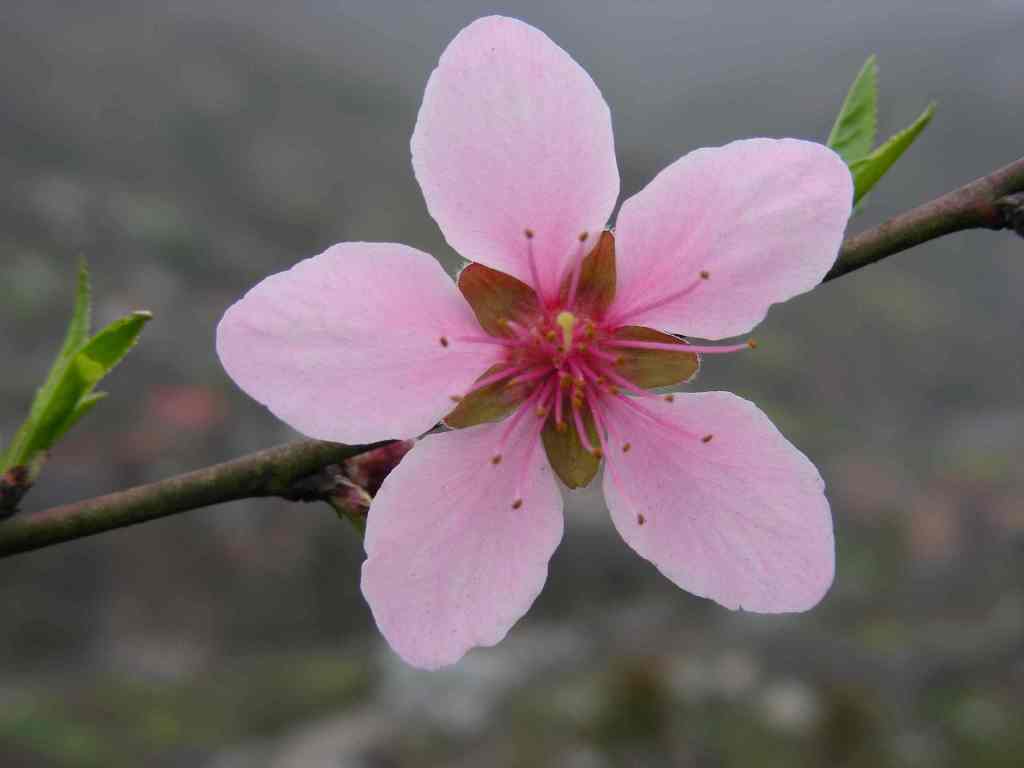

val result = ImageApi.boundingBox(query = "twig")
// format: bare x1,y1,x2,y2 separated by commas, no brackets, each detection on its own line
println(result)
825,156,1024,281
2,156,1023,559
0,440,388,557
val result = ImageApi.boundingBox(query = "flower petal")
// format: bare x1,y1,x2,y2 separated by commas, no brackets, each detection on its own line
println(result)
610,139,853,339
216,242,499,443
412,16,619,299
362,420,563,669
600,391,834,612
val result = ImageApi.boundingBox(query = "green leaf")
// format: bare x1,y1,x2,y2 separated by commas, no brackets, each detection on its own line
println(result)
57,261,92,363
827,55,878,164
1,264,152,480
850,102,936,204
74,311,152,381
2,264,93,469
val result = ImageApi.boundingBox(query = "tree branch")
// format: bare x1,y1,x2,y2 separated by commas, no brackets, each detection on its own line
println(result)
0,440,388,557
2,156,1023,559
825,156,1024,281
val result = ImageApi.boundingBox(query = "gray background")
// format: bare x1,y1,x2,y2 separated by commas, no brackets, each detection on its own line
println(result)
2,1,1022,765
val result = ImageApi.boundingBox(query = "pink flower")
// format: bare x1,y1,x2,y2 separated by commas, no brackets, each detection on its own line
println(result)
217,16,853,669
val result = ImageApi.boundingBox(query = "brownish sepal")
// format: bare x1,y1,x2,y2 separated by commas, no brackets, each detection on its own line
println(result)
558,229,616,319
458,262,541,337
541,404,601,489
326,440,414,535
444,364,532,429
612,326,700,389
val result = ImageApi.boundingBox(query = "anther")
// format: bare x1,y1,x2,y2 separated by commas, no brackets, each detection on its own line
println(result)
664,394,675,402
592,447,604,459
545,330,557,342
439,336,449,347
622,442,632,453
512,498,523,509
556,420,568,433
524,228,535,239
747,339,758,349
701,434,714,444
450,395,462,402
637,513,646,525
700,270,710,280
579,231,589,242
491,454,503,465
535,406,549,418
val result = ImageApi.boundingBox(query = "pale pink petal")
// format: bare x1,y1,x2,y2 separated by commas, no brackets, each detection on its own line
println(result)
610,139,853,339
362,420,563,669
217,242,500,444
600,392,834,612
412,16,619,299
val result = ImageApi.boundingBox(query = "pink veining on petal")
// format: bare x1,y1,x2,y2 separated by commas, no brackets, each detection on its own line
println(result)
412,15,619,300
600,391,835,613
216,242,501,444
361,418,564,670
609,138,853,339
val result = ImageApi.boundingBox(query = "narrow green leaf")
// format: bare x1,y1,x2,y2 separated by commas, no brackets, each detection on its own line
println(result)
74,311,152,381
57,261,92,363
2,307,151,474
827,55,878,164
3,265,94,469
850,102,936,204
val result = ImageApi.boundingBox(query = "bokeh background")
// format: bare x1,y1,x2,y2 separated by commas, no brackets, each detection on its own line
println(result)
2,1,1023,766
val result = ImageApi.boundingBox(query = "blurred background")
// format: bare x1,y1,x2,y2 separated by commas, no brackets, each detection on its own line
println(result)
2,1,1023,765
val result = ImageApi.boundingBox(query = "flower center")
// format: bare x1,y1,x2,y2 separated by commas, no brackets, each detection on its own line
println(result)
444,227,756,508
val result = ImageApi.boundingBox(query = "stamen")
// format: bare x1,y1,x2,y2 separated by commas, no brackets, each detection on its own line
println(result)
702,434,714,443
622,442,632,453
556,311,577,352
565,231,589,308
490,381,548,465
510,385,552,508
608,270,709,326
582,383,608,458
611,394,703,442
554,381,565,430
585,360,659,399
439,336,449,347
586,346,621,365
507,366,554,387
572,398,596,455
524,228,546,302
453,334,518,347
606,339,753,355
461,363,529,397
